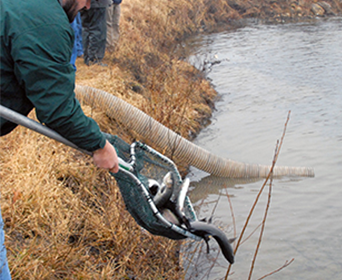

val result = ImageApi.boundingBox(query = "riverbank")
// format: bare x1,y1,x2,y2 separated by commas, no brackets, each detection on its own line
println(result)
0,0,341,279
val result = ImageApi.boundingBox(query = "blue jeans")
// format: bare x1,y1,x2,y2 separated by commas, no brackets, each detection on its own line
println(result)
0,208,11,280
70,19,78,71
74,13,84,57
70,13,83,71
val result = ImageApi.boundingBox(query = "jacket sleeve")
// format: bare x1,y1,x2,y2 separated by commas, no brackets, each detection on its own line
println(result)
12,23,106,152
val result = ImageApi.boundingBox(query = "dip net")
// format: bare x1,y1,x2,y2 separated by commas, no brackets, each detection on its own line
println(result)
105,133,200,240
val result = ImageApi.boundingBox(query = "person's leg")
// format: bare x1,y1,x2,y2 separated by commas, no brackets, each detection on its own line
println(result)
0,208,11,279
90,7,107,63
112,4,121,46
70,19,78,71
75,13,84,57
106,4,114,50
106,4,121,52
82,8,106,64
80,10,91,65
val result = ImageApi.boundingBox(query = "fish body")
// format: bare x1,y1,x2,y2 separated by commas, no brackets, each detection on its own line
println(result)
149,173,235,264
176,178,190,213
189,221,235,264
148,172,174,208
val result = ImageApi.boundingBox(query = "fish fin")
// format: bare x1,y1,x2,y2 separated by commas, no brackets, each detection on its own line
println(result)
204,236,210,254
182,216,192,230
228,237,237,244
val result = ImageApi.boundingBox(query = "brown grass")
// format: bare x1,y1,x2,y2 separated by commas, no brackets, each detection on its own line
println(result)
1,0,341,279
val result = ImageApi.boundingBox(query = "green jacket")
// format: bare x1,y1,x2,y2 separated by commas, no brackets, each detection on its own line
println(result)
0,0,106,152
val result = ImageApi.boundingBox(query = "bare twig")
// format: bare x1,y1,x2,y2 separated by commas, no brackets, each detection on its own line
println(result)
240,222,262,246
257,258,295,280
224,111,291,279
183,241,201,279
248,141,278,279
211,191,222,219
199,249,221,280
224,187,236,240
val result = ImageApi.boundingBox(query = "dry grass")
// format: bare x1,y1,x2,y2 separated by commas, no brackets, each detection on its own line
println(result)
0,114,183,279
1,0,341,279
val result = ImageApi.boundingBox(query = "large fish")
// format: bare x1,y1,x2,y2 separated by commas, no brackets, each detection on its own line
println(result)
148,172,174,208
189,221,235,264
148,172,235,264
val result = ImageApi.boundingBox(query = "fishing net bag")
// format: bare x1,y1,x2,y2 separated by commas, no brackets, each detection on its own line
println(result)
104,133,197,240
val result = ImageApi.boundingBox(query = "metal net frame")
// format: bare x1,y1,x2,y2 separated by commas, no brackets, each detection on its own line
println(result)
105,133,200,240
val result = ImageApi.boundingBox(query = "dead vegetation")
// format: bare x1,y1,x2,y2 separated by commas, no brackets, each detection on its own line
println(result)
0,0,341,279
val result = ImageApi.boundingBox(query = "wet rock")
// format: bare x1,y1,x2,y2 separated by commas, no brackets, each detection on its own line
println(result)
311,3,325,16
317,1,334,15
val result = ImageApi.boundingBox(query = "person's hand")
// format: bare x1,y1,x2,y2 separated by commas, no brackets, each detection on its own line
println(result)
92,140,119,173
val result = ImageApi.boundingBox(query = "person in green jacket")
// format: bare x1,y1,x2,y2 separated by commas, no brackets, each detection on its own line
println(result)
0,0,119,277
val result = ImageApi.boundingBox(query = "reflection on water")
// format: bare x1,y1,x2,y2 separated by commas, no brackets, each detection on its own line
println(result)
183,17,342,279
189,175,261,205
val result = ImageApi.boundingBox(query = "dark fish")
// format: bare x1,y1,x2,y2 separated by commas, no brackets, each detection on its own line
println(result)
149,174,235,264
148,172,174,208
176,177,190,213
189,221,235,264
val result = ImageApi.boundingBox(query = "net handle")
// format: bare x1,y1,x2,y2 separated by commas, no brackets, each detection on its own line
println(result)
0,105,132,172
0,105,201,240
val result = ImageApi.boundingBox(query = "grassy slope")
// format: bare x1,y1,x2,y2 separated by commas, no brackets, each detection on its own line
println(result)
0,0,340,279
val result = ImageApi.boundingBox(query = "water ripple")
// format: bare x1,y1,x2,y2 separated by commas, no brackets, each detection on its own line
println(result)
185,17,342,280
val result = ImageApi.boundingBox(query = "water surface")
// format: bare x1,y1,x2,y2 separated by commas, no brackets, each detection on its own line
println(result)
183,17,342,279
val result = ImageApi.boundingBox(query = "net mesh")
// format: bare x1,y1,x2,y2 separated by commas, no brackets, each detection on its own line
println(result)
105,133,194,240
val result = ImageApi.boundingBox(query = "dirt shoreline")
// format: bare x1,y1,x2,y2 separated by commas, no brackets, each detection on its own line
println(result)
77,0,342,144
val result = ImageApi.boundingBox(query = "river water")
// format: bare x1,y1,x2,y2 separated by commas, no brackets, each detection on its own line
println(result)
182,17,342,279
